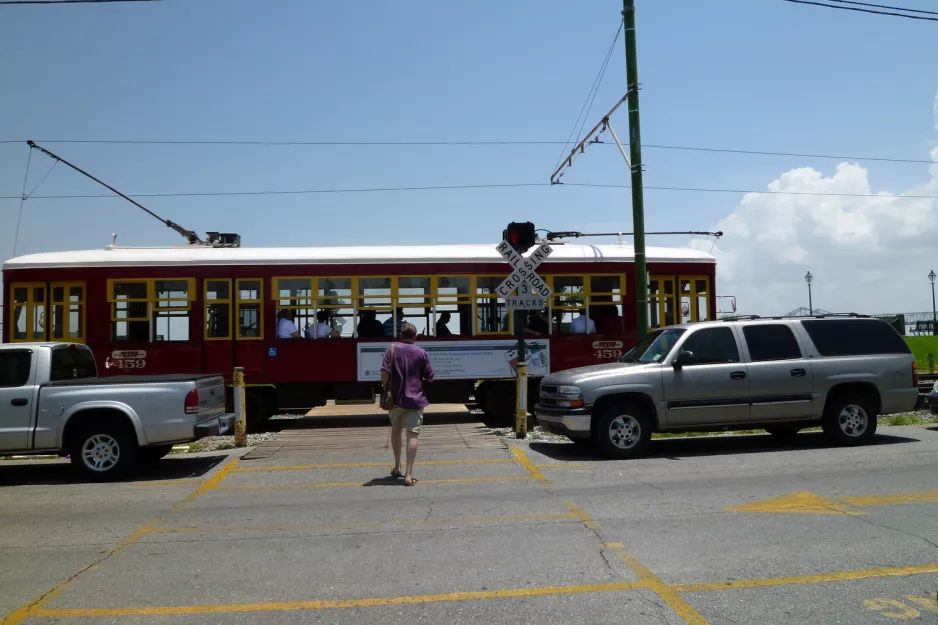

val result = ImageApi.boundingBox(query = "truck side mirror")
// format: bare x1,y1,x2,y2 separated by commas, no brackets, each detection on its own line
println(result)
673,350,694,369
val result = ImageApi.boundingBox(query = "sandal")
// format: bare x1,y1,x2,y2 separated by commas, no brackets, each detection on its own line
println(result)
404,478,418,487
390,469,404,478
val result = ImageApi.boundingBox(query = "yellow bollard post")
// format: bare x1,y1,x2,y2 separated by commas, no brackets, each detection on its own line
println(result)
233,367,247,447
515,363,528,439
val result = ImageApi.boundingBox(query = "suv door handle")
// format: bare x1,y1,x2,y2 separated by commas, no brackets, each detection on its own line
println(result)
790,368,806,377
11,398,28,407
730,371,747,380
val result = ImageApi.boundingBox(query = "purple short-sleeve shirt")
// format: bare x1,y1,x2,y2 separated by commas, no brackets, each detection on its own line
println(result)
381,342,435,410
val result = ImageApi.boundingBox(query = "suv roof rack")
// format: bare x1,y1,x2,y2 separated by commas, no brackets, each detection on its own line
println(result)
798,312,870,319
720,315,761,321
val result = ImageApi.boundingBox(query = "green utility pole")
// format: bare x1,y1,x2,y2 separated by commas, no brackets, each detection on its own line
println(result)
623,0,649,339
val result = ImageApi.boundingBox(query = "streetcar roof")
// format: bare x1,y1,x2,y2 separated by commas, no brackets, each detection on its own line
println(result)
4,243,715,270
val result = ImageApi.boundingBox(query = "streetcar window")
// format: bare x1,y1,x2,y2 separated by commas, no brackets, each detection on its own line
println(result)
154,279,192,342
475,276,511,335
51,283,85,343
236,279,263,339
273,278,314,338
648,276,710,329
205,280,232,340
397,277,431,337
589,275,623,334
551,276,586,333
317,278,353,337
111,281,149,342
358,277,394,335
435,277,470,336
9,283,47,343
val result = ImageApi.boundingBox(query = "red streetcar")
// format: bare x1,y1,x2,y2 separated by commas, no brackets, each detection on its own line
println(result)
3,240,716,429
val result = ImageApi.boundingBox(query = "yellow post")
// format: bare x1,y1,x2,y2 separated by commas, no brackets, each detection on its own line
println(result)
233,367,247,447
515,363,528,439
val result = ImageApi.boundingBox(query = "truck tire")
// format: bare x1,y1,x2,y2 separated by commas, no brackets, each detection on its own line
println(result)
138,444,174,465
822,393,877,446
764,426,801,438
68,421,139,482
592,400,652,459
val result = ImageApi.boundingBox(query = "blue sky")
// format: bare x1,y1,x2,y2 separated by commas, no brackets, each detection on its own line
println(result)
2,0,937,314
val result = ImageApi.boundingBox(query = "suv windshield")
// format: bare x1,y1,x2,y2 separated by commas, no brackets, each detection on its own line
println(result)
619,328,686,364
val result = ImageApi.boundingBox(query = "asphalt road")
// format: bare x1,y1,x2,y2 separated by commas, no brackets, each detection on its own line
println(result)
2,423,938,624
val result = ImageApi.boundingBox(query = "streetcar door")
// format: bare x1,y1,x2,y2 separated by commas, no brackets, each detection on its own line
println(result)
648,277,677,328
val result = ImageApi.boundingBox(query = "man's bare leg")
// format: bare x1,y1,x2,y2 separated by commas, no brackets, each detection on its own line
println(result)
404,431,419,485
391,422,404,475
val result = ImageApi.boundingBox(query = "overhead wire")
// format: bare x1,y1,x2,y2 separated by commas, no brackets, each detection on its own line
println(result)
12,147,32,257
552,21,623,173
824,0,938,15
1,181,937,201
780,0,938,21
0,138,933,165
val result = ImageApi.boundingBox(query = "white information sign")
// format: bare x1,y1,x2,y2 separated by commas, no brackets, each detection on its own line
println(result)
357,340,550,382
494,241,553,301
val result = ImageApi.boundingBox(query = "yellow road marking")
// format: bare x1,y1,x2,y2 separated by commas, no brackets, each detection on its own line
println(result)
1,518,161,624
149,512,579,536
724,491,863,515
176,458,241,506
511,447,551,488
841,490,938,507
672,563,938,593
33,580,643,617
564,501,600,530
2,456,242,623
233,459,514,472
217,476,532,491
566,500,711,625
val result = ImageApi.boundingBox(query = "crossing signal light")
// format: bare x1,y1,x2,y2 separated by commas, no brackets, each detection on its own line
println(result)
503,221,536,253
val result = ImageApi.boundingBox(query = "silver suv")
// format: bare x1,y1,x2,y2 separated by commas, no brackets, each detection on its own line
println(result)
534,315,920,459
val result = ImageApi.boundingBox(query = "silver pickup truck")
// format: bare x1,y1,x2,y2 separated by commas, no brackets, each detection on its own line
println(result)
535,316,920,459
0,342,234,480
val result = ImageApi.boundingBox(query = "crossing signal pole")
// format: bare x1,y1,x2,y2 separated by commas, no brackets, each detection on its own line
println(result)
622,0,649,340
502,222,537,439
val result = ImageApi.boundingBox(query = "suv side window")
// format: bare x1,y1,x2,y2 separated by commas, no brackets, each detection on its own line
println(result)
800,319,910,356
742,324,802,362
679,327,740,364
0,351,32,388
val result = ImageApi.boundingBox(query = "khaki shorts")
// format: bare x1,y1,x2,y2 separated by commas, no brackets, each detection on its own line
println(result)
389,407,424,434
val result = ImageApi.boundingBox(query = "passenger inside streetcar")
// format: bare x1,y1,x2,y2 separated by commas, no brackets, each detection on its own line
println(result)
436,311,453,337
306,309,340,339
570,309,596,334
276,309,300,338
383,309,405,337
357,309,384,338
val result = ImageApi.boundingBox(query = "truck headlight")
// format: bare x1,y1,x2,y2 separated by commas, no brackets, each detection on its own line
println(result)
557,385,582,397
555,385,583,408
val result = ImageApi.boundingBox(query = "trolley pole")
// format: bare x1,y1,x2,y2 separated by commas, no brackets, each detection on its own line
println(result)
623,0,649,340
233,367,247,447
514,311,528,439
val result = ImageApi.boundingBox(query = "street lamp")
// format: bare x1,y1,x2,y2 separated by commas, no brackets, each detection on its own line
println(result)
805,271,813,316
929,270,936,335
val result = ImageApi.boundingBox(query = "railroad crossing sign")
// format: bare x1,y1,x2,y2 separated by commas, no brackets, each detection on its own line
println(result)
495,240,553,310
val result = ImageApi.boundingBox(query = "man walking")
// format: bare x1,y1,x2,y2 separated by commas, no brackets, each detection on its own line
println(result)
381,322,435,486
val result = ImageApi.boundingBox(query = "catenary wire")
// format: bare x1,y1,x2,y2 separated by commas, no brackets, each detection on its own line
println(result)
825,0,938,15
0,139,933,165
2,181,937,200
781,0,938,21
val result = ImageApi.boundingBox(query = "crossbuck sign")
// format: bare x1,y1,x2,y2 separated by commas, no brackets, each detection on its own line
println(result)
494,240,554,310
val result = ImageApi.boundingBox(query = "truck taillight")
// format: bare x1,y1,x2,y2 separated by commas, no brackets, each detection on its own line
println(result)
185,389,200,414
912,361,919,387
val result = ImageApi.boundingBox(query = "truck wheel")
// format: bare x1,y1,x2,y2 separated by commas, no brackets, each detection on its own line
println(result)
764,426,801,438
69,422,138,482
593,401,652,459
822,393,877,446
138,444,174,465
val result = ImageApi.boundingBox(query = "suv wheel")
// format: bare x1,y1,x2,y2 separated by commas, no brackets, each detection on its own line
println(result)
69,422,138,482
822,394,877,446
593,401,652,459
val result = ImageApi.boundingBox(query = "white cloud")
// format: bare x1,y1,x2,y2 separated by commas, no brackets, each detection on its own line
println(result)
690,89,938,317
